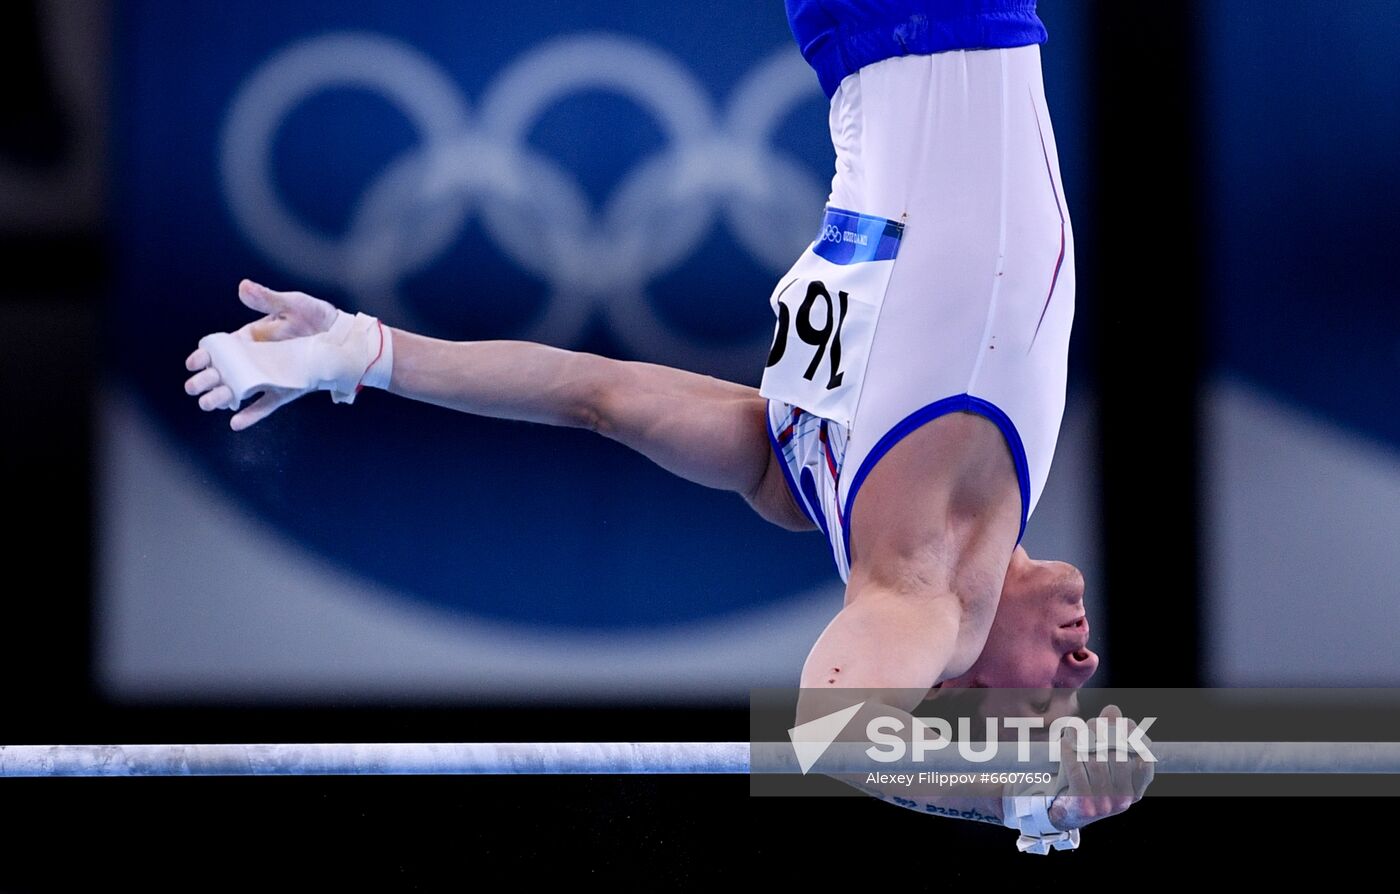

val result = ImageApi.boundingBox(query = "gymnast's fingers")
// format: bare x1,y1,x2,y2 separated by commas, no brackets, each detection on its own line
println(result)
238,279,285,315
1132,722,1156,800
230,389,297,431
198,385,234,412
1060,725,1091,795
184,367,221,397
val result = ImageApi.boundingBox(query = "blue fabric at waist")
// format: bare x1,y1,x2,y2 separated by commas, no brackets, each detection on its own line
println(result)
787,0,1047,98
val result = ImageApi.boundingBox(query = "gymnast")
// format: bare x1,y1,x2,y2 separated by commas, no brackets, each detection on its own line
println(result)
185,0,1151,852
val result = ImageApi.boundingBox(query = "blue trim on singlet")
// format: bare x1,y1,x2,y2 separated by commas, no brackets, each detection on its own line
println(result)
840,394,1031,568
765,404,816,527
800,468,830,539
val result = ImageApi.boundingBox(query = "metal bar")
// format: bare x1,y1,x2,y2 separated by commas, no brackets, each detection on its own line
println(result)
6,742,1400,777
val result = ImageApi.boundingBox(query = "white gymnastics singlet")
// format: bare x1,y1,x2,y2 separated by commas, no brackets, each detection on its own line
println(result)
761,45,1075,583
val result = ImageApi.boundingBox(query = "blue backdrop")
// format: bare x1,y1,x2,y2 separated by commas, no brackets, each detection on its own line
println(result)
1199,0,1400,687
1206,0,1400,449
109,1,1090,640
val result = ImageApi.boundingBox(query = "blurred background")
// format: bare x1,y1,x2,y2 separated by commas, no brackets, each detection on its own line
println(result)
2,0,1397,885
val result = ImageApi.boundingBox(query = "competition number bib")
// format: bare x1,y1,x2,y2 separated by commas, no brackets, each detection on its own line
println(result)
759,206,905,427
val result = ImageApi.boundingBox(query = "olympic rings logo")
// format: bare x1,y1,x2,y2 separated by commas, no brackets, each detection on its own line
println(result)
820,224,842,243
220,32,828,374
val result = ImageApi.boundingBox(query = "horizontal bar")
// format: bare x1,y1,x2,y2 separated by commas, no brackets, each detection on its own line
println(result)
5,742,1400,777
0,743,749,777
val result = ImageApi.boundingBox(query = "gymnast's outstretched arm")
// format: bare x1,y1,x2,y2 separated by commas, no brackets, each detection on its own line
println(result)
184,281,813,530
390,328,812,529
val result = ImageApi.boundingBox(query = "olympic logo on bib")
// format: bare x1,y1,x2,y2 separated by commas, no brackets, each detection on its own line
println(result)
820,224,843,243
220,32,829,374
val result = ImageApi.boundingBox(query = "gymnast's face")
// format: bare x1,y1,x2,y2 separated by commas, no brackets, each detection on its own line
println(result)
940,546,1099,691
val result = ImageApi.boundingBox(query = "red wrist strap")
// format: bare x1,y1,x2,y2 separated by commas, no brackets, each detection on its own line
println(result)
354,319,386,395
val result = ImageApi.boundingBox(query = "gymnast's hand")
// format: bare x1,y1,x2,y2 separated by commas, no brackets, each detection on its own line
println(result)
1048,704,1154,831
184,280,391,430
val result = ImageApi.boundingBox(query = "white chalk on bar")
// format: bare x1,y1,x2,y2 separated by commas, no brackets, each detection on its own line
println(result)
0,742,749,777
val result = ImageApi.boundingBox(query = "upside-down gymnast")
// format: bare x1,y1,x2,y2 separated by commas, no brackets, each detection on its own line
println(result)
185,0,1150,852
